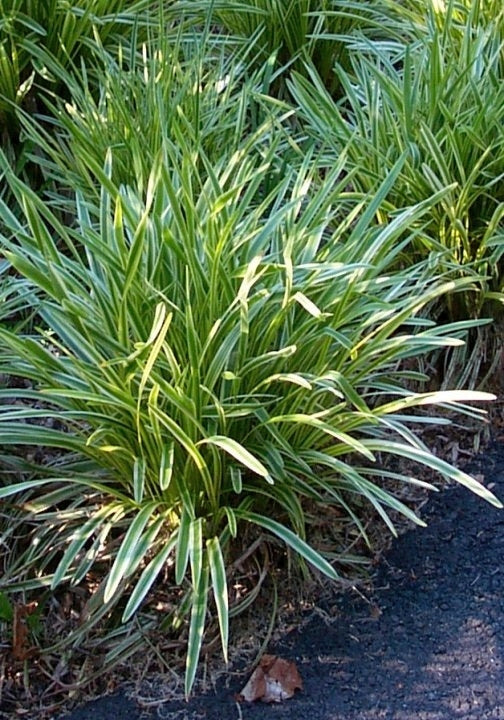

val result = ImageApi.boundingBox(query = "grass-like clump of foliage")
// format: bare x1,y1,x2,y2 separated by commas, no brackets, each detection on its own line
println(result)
0,0,502,706
0,0,167,127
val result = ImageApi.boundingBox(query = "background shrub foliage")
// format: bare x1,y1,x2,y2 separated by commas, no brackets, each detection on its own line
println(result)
0,0,162,129
0,0,502,701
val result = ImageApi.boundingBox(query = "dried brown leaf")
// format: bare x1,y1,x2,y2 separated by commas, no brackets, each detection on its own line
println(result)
12,602,37,661
238,654,303,703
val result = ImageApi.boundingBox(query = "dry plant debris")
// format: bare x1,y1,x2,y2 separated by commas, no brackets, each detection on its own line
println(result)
238,654,303,703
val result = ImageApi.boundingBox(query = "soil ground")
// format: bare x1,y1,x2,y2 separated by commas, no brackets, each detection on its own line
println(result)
58,438,504,720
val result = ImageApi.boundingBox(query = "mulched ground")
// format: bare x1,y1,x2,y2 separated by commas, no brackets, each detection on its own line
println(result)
58,438,504,720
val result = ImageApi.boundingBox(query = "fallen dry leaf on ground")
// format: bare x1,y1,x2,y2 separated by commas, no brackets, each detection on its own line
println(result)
12,602,38,660
238,654,303,703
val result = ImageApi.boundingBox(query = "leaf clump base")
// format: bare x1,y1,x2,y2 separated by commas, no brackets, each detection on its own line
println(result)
1,407,497,719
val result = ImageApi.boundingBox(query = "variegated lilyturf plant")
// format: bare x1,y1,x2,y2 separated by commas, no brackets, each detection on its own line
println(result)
0,2,502,698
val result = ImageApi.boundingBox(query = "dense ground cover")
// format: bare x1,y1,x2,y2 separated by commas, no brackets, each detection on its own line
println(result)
0,0,503,714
